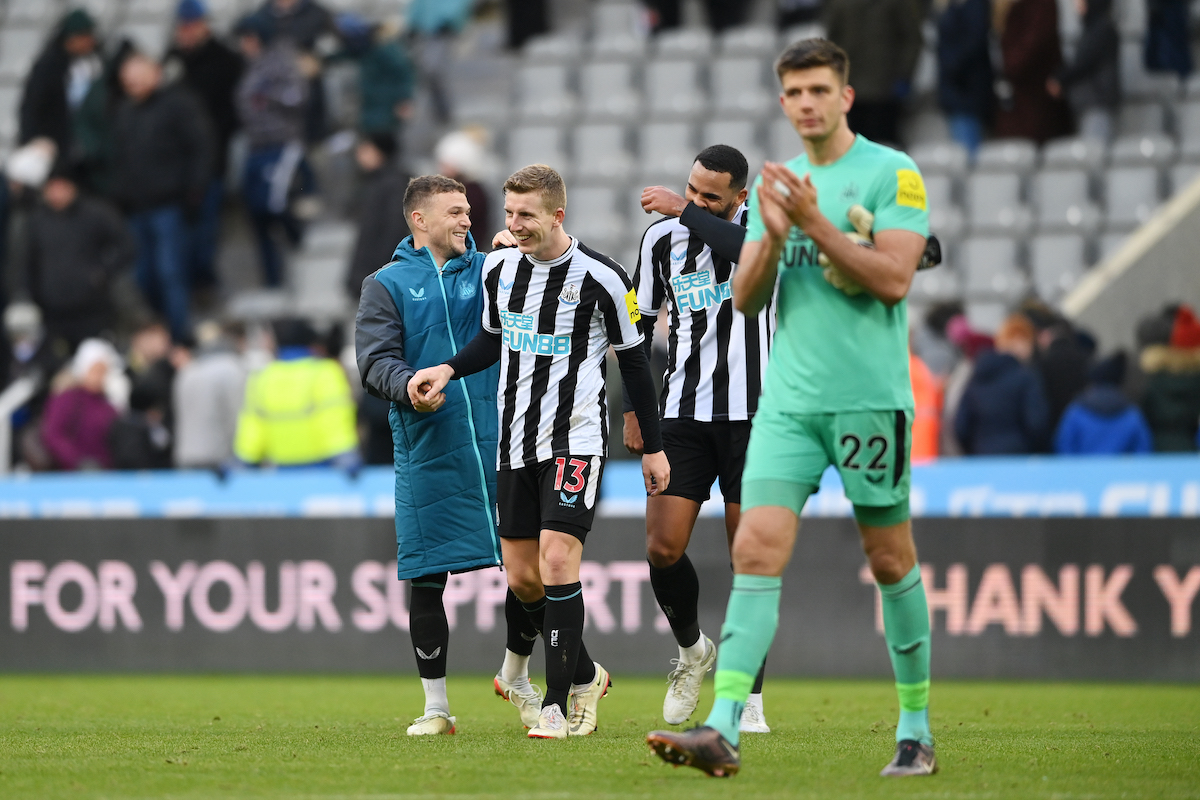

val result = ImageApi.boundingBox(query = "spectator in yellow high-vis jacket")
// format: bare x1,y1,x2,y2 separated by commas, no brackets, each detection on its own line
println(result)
234,318,358,467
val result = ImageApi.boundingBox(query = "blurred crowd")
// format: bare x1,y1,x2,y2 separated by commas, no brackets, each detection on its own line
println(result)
907,300,1200,459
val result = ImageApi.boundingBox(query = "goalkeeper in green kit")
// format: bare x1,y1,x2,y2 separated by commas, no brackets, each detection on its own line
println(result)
647,38,936,778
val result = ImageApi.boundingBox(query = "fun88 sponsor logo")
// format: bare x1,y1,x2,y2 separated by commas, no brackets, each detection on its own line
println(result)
671,270,732,312
501,311,571,355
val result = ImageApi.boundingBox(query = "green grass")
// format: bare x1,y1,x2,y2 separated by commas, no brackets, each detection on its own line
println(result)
1,675,1198,799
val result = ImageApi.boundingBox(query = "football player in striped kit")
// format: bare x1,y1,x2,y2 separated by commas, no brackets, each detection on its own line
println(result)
626,145,776,732
409,164,670,739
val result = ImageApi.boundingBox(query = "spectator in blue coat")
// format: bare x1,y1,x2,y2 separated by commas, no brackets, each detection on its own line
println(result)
1055,352,1152,455
955,313,1051,454
354,175,541,737
936,0,994,158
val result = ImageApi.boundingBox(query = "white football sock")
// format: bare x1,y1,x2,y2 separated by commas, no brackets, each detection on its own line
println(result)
500,649,531,685
421,677,449,716
679,629,709,663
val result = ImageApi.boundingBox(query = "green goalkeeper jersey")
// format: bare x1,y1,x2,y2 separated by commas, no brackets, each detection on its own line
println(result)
745,134,929,415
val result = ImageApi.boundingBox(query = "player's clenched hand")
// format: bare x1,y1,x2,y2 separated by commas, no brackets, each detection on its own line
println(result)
622,411,644,455
492,229,518,248
641,186,687,217
407,365,454,412
642,450,670,496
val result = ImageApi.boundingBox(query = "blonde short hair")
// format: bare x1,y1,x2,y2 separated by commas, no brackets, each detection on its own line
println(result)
503,164,567,214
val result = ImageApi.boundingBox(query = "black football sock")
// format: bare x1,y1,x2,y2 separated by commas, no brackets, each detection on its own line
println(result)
572,640,596,686
506,588,539,656
521,595,547,636
542,582,585,711
649,553,702,648
752,659,766,694
408,573,449,679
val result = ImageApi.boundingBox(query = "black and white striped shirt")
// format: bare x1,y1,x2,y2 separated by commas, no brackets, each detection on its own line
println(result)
482,237,643,470
633,205,775,422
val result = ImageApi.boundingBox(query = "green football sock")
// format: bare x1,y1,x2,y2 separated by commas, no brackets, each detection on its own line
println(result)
704,574,782,747
878,564,932,745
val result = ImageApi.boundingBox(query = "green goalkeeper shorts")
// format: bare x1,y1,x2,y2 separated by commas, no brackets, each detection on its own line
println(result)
741,407,912,523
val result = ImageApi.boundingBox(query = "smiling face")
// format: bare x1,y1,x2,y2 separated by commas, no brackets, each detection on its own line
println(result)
779,66,853,146
684,161,747,221
504,190,565,261
412,191,471,265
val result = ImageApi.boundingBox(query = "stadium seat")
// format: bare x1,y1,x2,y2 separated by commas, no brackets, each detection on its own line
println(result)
701,119,765,175
1097,231,1129,262
0,26,44,83
924,174,966,244
718,25,778,58
910,45,937,98
1103,166,1161,230
125,0,176,21
654,28,714,58
523,32,585,63
592,2,640,37
1108,134,1176,168
1058,0,1082,41
1119,39,1178,100
1175,101,1200,159
117,21,172,60
572,123,634,185
581,61,642,121
1041,136,1107,172
711,57,775,119
515,64,577,123
639,121,697,182
0,86,20,146
768,116,801,161
1032,170,1101,235
909,262,963,304
974,138,1039,174
781,23,826,45
1116,101,1168,136
79,0,122,28
966,172,1032,236
1030,234,1087,302
567,186,627,250
908,141,970,178
1170,161,1200,195
644,59,708,120
508,125,568,176
901,110,951,144
4,0,59,24
961,236,1029,300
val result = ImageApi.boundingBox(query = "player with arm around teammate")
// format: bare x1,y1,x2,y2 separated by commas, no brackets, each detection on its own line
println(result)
625,145,778,732
647,38,937,778
354,175,542,736
410,165,670,739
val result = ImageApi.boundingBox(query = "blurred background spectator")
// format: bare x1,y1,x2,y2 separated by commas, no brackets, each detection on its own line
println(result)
935,0,994,158
1046,0,1119,143
18,10,101,157
955,313,1050,454
233,318,357,468
993,0,1073,143
343,133,409,299
1139,305,1200,451
825,0,924,146
407,0,474,124
173,320,247,469
1054,351,1153,454
435,129,492,236
1144,0,1192,78
643,0,751,33
40,338,122,470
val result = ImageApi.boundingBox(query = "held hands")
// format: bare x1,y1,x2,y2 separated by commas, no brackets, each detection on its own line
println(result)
818,204,874,297
640,186,687,217
642,450,670,497
622,411,644,455
406,365,454,412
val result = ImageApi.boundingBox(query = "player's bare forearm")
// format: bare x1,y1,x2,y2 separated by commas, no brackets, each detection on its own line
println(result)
732,238,782,316
806,218,924,306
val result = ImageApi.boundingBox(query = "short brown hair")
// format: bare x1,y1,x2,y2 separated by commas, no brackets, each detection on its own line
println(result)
774,38,850,85
503,164,567,214
403,174,467,219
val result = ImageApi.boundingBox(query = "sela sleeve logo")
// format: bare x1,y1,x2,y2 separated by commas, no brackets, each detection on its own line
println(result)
896,169,927,211
624,289,641,323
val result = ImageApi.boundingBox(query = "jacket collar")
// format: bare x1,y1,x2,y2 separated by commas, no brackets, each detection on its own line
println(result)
393,232,478,275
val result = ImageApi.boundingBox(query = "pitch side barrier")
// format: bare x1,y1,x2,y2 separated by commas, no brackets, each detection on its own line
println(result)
2,517,1198,679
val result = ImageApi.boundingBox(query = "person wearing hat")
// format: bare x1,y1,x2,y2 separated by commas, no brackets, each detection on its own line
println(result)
166,0,245,291
26,159,135,351
18,9,102,155
40,338,122,471
1054,352,1153,455
1140,305,1200,452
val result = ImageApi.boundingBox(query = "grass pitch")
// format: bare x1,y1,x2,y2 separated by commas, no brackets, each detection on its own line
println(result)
1,675,1198,799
